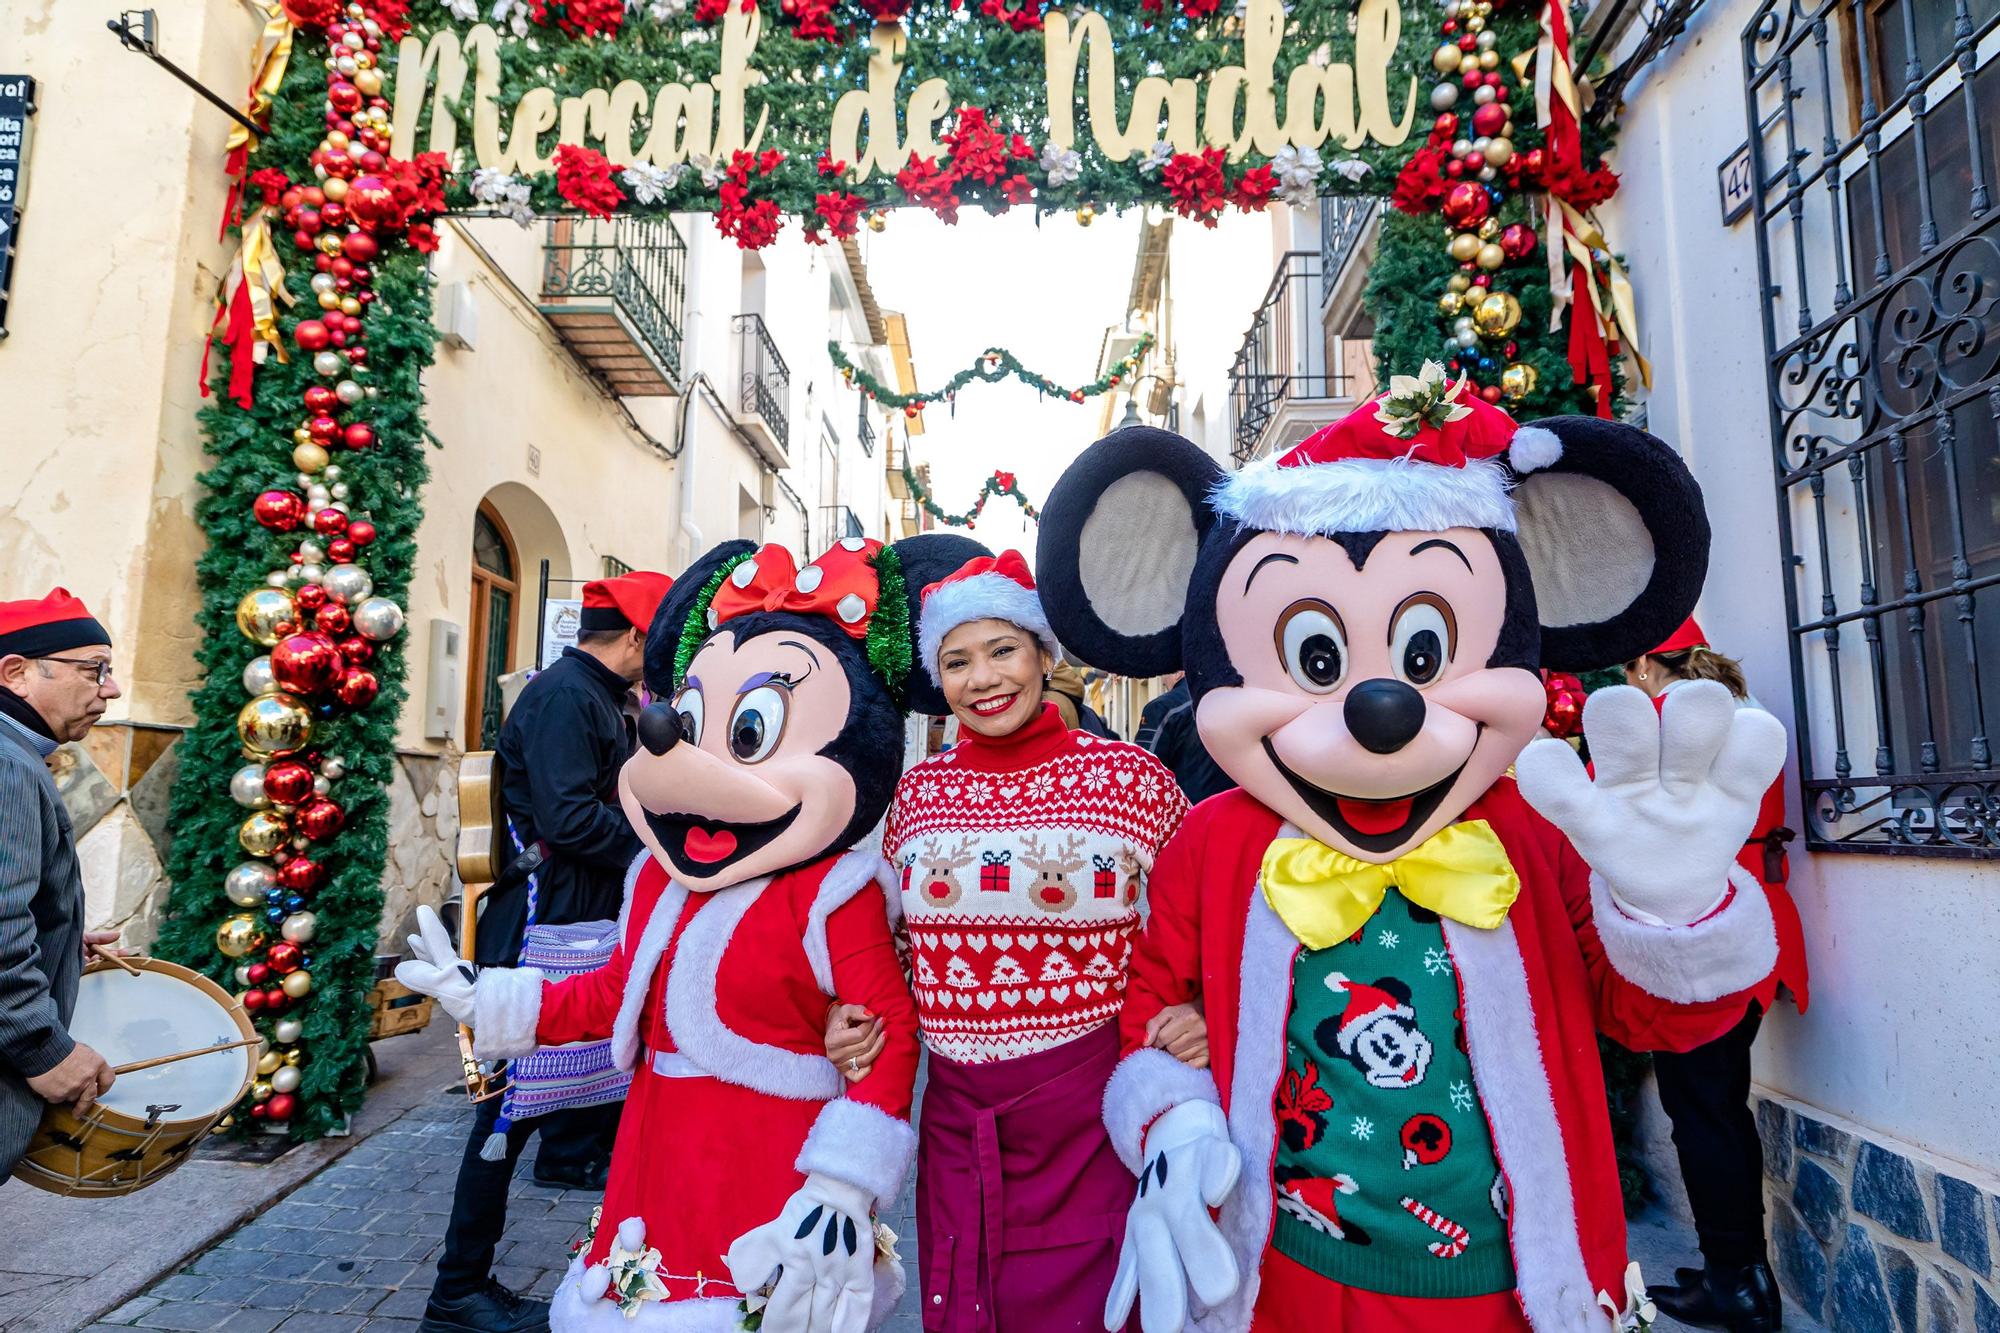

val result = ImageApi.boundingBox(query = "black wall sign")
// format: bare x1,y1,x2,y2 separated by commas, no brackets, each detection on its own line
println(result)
0,74,36,340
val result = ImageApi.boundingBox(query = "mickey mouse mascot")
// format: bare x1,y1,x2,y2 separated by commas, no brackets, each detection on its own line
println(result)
398,533,981,1333
1034,365,1787,1333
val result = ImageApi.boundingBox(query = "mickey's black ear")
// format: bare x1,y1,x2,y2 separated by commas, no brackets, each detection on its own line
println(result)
889,532,992,716
1508,416,1710,672
645,539,758,695
1036,425,1223,677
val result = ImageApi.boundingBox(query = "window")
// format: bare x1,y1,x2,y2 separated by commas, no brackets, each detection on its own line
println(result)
466,502,519,751
1744,0,2000,852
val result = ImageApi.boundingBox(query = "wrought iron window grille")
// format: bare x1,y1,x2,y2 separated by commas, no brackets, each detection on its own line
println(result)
1229,250,1356,462
735,313,792,454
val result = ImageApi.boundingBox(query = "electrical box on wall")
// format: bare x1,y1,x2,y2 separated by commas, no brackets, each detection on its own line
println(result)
425,619,464,741
436,280,478,350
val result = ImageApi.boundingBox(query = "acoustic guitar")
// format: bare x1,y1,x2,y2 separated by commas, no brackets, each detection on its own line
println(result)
452,751,507,1103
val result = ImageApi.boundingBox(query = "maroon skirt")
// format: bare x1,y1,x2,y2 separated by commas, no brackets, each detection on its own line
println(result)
915,1023,1135,1333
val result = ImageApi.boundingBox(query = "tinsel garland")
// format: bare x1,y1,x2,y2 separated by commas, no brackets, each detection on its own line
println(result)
904,465,1041,527
830,334,1153,411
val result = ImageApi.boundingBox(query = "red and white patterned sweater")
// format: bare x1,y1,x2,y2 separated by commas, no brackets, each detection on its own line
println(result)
883,703,1187,1064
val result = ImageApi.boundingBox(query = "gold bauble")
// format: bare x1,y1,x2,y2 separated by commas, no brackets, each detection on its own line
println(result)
867,210,886,232
236,588,296,647
353,68,383,96
214,1115,235,1133
321,176,349,202
1465,13,1485,30
238,693,314,759
1437,291,1465,317
1484,135,1514,166
216,914,266,959
292,443,330,473
339,297,361,317
1448,232,1482,262
1076,204,1096,226
1476,242,1507,271
1477,217,1503,240
238,809,291,857
257,1050,285,1077
1500,361,1539,400
251,1079,274,1103
317,290,341,310
1474,290,1524,336
293,427,314,446
325,131,349,150
1447,273,1473,293
1479,48,1501,70
284,1048,304,1066
1432,43,1462,72
282,969,314,999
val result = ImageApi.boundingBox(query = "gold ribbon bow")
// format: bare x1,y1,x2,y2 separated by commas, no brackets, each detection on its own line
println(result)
1259,821,1522,950
225,0,297,158
1551,198,1652,390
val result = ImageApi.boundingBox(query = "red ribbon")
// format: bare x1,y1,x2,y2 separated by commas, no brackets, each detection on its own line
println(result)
708,538,886,638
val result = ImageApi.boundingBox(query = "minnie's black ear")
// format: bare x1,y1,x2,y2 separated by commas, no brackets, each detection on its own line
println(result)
1037,426,1223,677
1508,416,1709,672
645,539,758,696
889,532,992,716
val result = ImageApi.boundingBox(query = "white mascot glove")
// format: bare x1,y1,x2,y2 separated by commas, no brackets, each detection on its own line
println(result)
1515,682,1786,925
726,1173,877,1333
1105,1100,1242,1333
392,904,476,1025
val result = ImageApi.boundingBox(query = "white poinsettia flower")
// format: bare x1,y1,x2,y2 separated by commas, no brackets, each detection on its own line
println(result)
443,0,480,19
688,152,726,189
469,167,516,203
622,162,679,205
1595,1261,1657,1331
1329,156,1373,183
649,0,688,16
1139,140,1174,175
1040,142,1083,187
1272,144,1324,206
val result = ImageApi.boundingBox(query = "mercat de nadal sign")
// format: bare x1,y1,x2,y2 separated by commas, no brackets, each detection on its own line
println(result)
386,0,1420,216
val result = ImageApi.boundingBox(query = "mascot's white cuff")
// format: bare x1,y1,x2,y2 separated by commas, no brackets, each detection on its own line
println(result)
471,966,546,1061
1592,867,1778,1004
794,1097,917,1210
1102,1047,1223,1175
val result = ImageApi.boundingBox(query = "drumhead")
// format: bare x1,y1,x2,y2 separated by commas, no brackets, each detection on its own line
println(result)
72,966,255,1120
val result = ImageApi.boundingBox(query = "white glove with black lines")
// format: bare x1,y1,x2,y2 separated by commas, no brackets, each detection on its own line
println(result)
726,1173,877,1333
1515,682,1786,925
1105,1099,1243,1333
391,904,476,1026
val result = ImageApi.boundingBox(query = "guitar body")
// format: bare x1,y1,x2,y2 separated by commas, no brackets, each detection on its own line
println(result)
451,750,507,1102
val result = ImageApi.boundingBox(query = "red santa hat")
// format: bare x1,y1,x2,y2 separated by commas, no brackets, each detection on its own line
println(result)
1326,974,1416,1056
580,571,673,633
1211,361,1562,537
1648,616,1708,656
918,549,1061,686
0,588,112,660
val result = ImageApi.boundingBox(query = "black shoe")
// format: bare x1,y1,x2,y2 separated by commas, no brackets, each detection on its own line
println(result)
419,1278,550,1333
1650,1262,1783,1333
531,1156,609,1191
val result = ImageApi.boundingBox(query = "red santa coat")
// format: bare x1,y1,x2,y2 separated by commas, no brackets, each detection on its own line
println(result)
473,849,920,1332
1102,783,1780,1333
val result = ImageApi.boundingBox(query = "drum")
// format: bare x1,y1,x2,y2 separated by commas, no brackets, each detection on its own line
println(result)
11,957,256,1198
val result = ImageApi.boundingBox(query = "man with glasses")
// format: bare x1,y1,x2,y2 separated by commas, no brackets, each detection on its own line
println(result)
0,588,127,1180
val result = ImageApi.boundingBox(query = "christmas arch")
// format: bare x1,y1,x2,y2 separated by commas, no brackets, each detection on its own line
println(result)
163,0,1638,1138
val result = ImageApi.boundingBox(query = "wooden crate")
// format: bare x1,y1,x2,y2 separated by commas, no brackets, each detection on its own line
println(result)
367,976,435,1041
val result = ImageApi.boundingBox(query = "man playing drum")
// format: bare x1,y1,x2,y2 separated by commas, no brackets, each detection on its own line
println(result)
0,589,127,1178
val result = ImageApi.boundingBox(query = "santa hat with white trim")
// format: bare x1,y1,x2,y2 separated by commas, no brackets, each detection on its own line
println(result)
1211,361,1562,537
1326,973,1417,1055
918,549,1061,686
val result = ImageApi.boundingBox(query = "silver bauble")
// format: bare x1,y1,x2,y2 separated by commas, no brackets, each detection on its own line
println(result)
1430,82,1460,111
243,655,279,696
270,1065,303,1093
353,597,405,641
335,379,365,405
298,540,325,563
323,563,374,604
320,755,347,780
225,861,279,907
235,964,253,986
1472,84,1496,104
274,1016,304,1043
310,273,337,294
281,911,318,944
230,763,272,809
312,351,343,377
313,776,332,797
1456,327,1481,349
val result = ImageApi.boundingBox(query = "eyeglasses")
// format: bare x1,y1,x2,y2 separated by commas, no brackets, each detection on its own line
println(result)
39,656,117,686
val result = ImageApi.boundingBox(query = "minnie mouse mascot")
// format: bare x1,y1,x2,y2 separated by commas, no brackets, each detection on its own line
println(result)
398,532,983,1333
1033,365,1787,1333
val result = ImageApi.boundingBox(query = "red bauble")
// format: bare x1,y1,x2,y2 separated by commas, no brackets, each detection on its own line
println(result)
243,989,268,1013
311,507,348,536
272,620,298,639
345,347,368,365
342,423,375,450
326,538,356,563
271,632,344,695
319,201,347,230
294,583,328,612
263,987,289,1012
328,81,363,115
293,319,331,352
277,856,326,893
267,942,303,974
341,231,378,263
1434,112,1459,138
336,635,374,664
1443,181,1491,228
1500,222,1537,260
280,188,303,210
304,385,338,413
265,1092,298,1122
293,229,317,251
264,760,316,806
1471,102,1509,138
301,186,326,208
254,490,306,532
295,798,345,842
249,1101,270,1120
246,962,273,986
335,667,380,709
1480,385,1504,403
1541,671,1587,739
345,519,376,547
347,174,398,229
315,605,352,638
308,414,340,442
292,206,322,235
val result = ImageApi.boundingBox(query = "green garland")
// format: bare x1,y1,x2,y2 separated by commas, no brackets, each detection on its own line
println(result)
904,463,1041,527
830,333,1153,410
673,550,758,690
862,544,914,704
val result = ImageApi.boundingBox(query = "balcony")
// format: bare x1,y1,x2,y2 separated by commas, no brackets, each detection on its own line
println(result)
857,402,877,458
1320,196,1381,310
1228,251,1363,463
818,504,865,548
538,216,686,396
734,313,791,466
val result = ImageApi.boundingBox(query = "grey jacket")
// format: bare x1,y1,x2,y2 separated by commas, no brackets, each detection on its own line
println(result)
0,718,85,1178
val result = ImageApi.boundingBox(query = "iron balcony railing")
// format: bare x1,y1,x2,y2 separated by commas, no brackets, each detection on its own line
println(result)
857,402,877,457
1320,196,1382,305
1229,250,1351,462
540,215,687,384
735,313,791,453
818,504,865,549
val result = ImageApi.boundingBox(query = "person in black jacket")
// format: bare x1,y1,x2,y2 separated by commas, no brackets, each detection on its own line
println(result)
423,570,669,1333
1142,675,1238,806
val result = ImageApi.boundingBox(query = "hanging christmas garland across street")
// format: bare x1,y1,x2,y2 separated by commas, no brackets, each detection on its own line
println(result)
904,464,1042,527
830,333,1152,415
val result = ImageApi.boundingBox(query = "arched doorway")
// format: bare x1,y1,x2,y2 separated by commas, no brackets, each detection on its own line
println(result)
466,500,519,749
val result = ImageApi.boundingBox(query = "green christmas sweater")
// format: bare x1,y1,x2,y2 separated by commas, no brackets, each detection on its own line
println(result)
1271,888,1516,1298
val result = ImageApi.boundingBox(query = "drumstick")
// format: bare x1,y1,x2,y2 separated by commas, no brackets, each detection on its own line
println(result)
89,943,141,976
110,1036,262,1077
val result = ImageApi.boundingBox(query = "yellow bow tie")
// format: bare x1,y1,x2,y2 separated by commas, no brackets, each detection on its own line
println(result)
1259,821,1522,950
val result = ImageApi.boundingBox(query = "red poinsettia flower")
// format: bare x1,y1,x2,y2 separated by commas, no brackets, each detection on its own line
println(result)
1391,145,1448,215
814,191,868,240
977,0,1045,31
757,148,786,176
407,222,440,253
279,0,341,28
554,144,626,219
817,152,849,178
896,153,964,223
529,0,626,37
1001,173,1034,205
783,0,842,42
693,0,732,22
372,0,415,39
729,198,786,249
943,107,1011,185
993,470,1017,491
859,0,914,16
1162,148,1228,226
1231,164,1278,212
1182,0,1223,16
248,167,292,207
